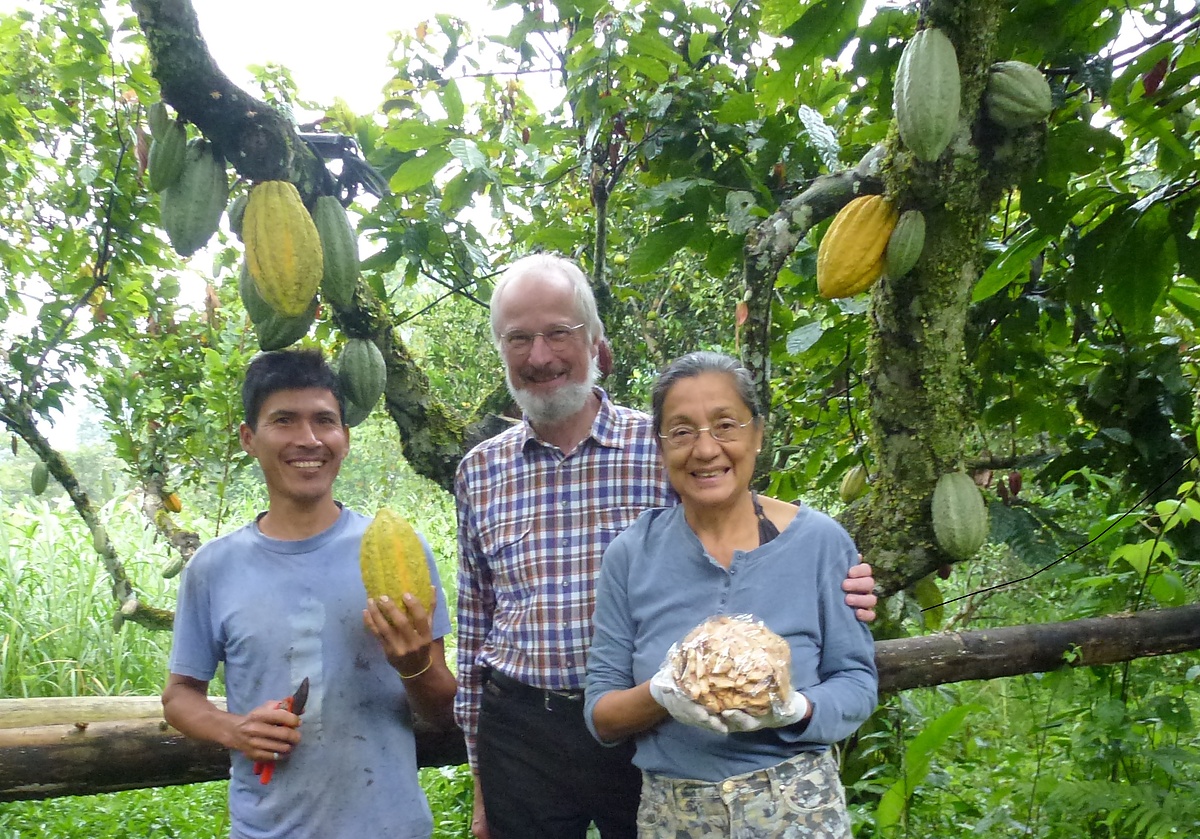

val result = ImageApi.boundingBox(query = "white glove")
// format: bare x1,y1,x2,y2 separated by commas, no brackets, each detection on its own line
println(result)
648,663,728,734
721,691,810,733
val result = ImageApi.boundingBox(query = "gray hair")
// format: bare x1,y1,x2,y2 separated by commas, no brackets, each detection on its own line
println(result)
650,351,762,434
489,254,604,347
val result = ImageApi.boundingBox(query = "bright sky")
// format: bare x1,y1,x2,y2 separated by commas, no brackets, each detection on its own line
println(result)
194,0,518,113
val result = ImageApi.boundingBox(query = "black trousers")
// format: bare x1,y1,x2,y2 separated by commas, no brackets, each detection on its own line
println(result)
478,669,641,839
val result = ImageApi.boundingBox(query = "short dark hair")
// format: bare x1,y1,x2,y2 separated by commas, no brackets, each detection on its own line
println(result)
242,349,345,427
650,351,762,435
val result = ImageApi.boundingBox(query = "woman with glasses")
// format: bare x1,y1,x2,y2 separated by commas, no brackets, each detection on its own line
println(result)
584,350,877,838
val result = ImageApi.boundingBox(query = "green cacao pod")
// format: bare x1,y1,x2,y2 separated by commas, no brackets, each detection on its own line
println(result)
884,209,926,278
148,120,187,193
147,101,170,139
253,296,318,351
360,508,434,615
984,61,1053,129
227,192,248,241
817,195,898,299
838,464,869,503
337,338,387,410
244,181,324,317
31,461,49,496
160,139,229,257
238,260,275,324
894,27,961,162
342,395,374,428
931,471,989,560
161,555,186,580
312,195,359,310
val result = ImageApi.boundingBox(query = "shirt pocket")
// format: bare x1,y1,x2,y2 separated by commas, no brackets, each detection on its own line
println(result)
477,514,536,594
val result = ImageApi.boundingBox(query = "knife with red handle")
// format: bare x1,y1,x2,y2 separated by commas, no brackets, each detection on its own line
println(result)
252,676,310,785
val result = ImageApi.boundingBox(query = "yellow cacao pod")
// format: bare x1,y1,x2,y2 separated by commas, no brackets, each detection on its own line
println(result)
817,195,898,299
243,181,324,317
162,491,183,514
360,509,435,614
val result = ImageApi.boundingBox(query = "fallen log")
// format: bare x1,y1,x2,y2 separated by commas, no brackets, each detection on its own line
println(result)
3,603,1198,801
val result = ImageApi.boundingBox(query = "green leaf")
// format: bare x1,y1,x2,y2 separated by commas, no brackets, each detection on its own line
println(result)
628,221,694,275
442,79,465,126
622,54,670,85
724,191,759,235
913,574,944,630
715,93,758,124
876,705,979,829
381,121,449,152
973,229,1052,301
388,149,452,193
1147,570,1188,606
448,138,490,174
785,322,823,355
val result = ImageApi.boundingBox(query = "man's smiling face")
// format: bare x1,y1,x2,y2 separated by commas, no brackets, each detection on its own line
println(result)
239,387,348,507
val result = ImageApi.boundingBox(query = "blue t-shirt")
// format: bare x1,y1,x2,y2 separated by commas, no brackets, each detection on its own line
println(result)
584,503,878,782
169,506,452,839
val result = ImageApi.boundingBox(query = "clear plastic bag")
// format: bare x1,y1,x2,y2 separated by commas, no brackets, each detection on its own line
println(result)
668,614,792,717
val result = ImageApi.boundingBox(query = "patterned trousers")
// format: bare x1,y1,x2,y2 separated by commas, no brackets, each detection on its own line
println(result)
636,750,852,838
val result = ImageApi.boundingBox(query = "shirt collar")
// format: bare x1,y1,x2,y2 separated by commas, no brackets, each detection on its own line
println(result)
519,387,629,452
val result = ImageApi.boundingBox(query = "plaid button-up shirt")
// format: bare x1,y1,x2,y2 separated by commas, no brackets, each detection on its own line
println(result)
454,389,674,768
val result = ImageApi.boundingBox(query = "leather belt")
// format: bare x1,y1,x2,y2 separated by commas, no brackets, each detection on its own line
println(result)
485,667,585,712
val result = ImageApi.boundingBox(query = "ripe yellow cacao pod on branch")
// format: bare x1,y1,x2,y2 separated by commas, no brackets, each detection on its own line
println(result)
360,509,434,614
243,181,324,317
816,194,898,299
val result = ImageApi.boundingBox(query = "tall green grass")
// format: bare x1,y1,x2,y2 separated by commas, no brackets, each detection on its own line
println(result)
0,433,473,837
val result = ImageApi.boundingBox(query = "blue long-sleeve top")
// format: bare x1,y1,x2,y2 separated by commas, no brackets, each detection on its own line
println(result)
584,503,878,782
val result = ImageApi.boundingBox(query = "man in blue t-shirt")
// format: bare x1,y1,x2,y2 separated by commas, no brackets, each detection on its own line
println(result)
163,349,457,839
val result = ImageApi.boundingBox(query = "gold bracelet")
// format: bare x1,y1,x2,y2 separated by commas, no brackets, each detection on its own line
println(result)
399,655,433,679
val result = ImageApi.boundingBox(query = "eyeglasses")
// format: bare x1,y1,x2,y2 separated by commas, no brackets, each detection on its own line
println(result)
500,323,587,353
657,419,755,449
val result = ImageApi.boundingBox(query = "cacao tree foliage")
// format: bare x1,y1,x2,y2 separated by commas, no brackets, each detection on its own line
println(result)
1,0,1198,628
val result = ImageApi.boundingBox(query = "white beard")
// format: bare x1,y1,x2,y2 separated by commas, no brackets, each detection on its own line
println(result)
508,359,599,426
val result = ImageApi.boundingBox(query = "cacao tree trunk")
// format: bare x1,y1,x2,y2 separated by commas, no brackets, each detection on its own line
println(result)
5,604,1198,802
855,0,1013,594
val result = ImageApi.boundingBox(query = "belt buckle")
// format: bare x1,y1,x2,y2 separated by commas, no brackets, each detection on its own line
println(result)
543,688,580,711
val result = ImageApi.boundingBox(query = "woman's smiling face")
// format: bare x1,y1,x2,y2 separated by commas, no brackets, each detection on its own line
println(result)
657,371,763,513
